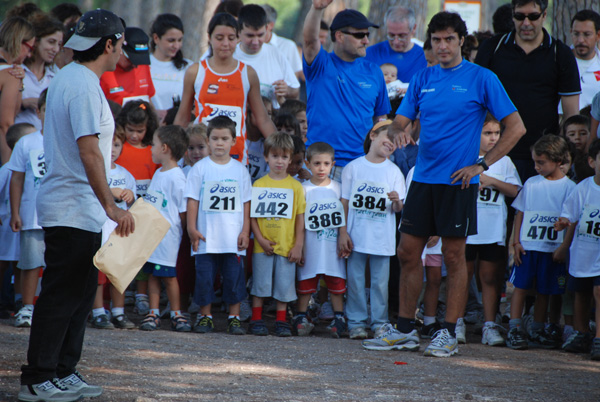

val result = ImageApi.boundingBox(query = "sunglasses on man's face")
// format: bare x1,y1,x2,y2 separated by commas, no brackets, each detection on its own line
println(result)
513,12,543,21
341,31,370,39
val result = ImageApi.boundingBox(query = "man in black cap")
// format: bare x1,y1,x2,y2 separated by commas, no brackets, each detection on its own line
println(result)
302,0,390,181
100,26,156,106
19,9,134,402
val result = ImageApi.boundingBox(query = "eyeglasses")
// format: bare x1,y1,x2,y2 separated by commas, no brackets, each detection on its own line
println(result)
513,12,543,21
22,41,35,52
387,33,410,41
340,31,370,39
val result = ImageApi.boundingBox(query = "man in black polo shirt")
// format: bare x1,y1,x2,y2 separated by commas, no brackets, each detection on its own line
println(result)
475,0,580,182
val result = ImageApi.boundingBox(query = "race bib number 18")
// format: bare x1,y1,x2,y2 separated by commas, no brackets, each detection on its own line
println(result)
522,211,563,244
251,187,293,219
202,181,241,212
578,204,600,241
349,181,389,212
305,198,345,231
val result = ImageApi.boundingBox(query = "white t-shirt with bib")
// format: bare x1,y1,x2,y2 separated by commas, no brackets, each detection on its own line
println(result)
149,54,192,110
184,157,252,255
101,164,136,244
341,156,405,256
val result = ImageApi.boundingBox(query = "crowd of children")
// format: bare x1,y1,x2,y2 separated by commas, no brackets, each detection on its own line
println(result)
1,71,599,362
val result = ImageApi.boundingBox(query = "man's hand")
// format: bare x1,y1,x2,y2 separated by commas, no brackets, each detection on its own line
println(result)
107,207,134,237
450,164,484,189
188,227,206,252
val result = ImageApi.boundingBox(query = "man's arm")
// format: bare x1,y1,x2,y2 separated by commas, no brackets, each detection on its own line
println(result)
389,114,415,148
303,1,333,65
560,95,579,122
77,135,134,236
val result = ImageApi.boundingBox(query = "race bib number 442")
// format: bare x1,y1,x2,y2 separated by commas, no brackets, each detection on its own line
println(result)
251,187,293,219
522,211,563,244
202,181,241,212
305,198,345,231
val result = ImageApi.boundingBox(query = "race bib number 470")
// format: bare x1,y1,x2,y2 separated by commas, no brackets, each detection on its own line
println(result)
305,198,345,231
349,181,389,212
202,181,241,212
251,187,293,219
522,211,563,244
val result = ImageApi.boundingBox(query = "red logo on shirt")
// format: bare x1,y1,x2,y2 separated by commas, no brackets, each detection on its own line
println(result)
594,71,600,81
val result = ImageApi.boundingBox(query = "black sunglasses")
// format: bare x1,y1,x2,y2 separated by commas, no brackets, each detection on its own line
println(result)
340,31,370,39
513,12,543,21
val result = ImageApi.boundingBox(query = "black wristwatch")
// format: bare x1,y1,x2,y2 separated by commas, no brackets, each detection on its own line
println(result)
476,157,489,171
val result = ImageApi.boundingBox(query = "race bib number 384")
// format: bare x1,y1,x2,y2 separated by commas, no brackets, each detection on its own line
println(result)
522,211,563,244
251,187,293,219
305,198,345,231
349,181,389,212
202,181,241,212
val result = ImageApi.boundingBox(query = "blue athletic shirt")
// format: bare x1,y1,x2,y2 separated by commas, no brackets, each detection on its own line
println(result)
397,60,516,185
303,47,390,167
365,41,427,83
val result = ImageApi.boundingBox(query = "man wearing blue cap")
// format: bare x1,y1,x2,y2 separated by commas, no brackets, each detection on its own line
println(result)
19,9,134,402
303,0,390,181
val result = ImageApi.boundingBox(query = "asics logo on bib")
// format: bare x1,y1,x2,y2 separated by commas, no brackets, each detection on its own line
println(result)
310,202,338,213
37,153,44,160
137,183,149,192
109,178,126,186
529,214,558,224
144,194,157,203
248,154,261,163
258,190,287,200
357,183,385,194
210,183,236,194
588,209,600,218
209,107,238,119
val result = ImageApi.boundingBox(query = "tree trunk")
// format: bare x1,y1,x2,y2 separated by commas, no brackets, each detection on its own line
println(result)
480,0,499,33
552,0,600,45
367,0,429,44
178,0,220,62
293,0,314,45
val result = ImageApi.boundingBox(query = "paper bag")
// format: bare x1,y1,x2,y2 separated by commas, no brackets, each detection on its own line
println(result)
93,198,170,294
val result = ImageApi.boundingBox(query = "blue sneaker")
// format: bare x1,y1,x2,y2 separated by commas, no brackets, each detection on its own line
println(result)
275,321,292,337
249,319,269,336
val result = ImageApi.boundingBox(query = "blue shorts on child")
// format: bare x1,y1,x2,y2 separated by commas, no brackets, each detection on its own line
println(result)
567,275,600,292
509,250,567,295
193,253,247,307
142,262,176,278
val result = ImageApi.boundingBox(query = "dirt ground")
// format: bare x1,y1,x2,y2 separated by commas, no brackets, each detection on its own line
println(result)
1,308,599,402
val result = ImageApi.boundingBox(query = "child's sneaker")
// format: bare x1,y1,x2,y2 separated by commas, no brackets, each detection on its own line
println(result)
275,320,292,337
91,314,114,330
528,328,558,349
227,317,246,335
18,378,81,402
124,290,135,306
139,313,160,331
362,324,420,351
420,322,441,339
455,318,467,344
239,299,252,322
111,314,135,329
423,328,458,357
59,370,103,398
134,295,150,315
506,327,528,350
349,326,368,339
193,315,214,333
171,315,192,332
328,316,347,338
318,301,334,321
591,338,600,361
292,315,314,336
544,323,562,348
249,319,269,336
14,306,34,328
562,331,593,353
482,323,504,346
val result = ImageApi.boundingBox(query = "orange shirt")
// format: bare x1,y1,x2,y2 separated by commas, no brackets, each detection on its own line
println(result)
193,60,250,164
115,142,159,197
100,64,156,106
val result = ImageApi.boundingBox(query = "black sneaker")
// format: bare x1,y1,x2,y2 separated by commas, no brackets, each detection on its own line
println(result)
506,327,528,350
544,323,562,348
249,319,269,336
420,322,441,339
193,315,214,333
275,320,292,337
328,316,347,339
591,338,600,361
292,315,314,336
227,317,246,335
529,328,558,349
563,331,593,353
91,314,114,330
111,314,135,329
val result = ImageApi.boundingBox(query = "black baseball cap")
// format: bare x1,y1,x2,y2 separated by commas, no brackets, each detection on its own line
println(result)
330,9,379,31
64,9,124,51
123,27,150,66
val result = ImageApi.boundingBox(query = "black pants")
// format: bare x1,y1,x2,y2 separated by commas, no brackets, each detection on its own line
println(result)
21,226,100,385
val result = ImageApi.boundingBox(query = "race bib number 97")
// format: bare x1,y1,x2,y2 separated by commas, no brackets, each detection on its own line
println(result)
578,204,600,242
305,198,345,231
349,181,389,212
522,211,563,244
251,187,293,219
202,181,240,212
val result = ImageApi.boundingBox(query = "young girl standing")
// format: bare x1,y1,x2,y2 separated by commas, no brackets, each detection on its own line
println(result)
339,120,406,340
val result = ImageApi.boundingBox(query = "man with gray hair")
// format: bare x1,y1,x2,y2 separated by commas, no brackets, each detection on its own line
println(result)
366,6,427,83
262,4,303,81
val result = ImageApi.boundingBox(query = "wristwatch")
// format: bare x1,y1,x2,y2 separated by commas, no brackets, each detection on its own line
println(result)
476,157,489,171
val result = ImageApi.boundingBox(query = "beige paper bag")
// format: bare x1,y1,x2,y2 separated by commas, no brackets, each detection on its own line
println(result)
93,198,170,294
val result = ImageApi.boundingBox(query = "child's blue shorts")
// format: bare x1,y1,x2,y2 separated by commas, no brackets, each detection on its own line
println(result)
509,250,567,295
142,262,176,278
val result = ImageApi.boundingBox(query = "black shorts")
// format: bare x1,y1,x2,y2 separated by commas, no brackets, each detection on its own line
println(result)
465,243,506,262
400,181,478,238
567,275,600,292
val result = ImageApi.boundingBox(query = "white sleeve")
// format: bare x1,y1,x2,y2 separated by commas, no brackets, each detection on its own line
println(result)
183,163,202,201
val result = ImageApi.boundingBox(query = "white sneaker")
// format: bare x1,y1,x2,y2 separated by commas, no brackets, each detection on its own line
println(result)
14,305,33,328
59,371,102,398
455,317,466,344
18,378,81,402
482,324,505,346
349,326,368,339
373,324,390,339
424,328,458,357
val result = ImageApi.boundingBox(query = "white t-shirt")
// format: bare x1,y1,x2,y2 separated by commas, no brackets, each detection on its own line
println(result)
149,54,192,110
0,165,19,261
560,176,600,278
467,155,521,245
145,167,187,266
184,157,252,255
300,180,346,280
269,33,302,74
512,175,575,253
233,42,300,108
6,131,45,230
341,156,405,256
37,62,114,232
15,65,56,129
246,138,268,184
101,164,136,244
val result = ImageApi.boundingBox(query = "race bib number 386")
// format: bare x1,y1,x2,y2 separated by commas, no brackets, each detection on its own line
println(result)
349,181,389,212
522,211,563,244
251,187,293,219
305,198,345,231
202,181,240,212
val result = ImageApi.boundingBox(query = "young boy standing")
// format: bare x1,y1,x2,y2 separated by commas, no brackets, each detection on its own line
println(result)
249,132,305,337
185,116,252,335
140,125,191,332
294,142,347,338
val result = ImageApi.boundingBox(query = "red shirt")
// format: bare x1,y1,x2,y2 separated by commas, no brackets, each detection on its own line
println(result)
101,64,156,106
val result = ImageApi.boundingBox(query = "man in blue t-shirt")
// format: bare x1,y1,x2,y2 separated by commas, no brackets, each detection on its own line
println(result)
302,0,390,177
365,6,427,84
363,12,525,357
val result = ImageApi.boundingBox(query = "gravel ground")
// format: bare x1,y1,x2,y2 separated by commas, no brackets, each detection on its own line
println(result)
1,309,599,402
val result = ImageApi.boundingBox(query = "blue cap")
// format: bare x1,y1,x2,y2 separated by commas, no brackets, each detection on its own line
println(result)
330,9,379,31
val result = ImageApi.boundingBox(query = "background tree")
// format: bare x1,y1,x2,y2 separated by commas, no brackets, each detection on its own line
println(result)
552,0,600,45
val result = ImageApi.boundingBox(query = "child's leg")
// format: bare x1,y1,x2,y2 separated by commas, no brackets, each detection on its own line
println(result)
92,284,104,311
250,253,275,321
594,285,600,339
533,294,550,322
548,294,562,325
21,267,42,306
369,255,390,331
296,293,312,314
275,300,288,322
510,288,528,320
13,267,22,304
573,289,593,332
221,254,246,318
110,285,125,308
272,255,296,323
163,276,181,312
479,260,501,323
147,275,161,311
330,293,344,313
193,254,219,317
346,251,368,330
